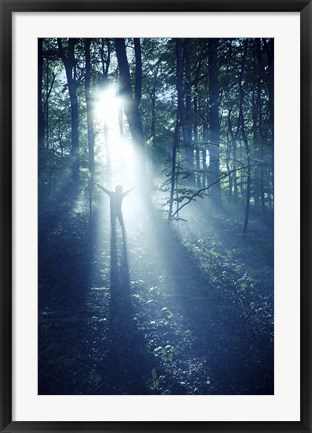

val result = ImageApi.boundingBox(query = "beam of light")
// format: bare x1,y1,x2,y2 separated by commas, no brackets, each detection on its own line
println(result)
95,86,120,130
93,93,218,392
95,86,124,173
94,86,145,224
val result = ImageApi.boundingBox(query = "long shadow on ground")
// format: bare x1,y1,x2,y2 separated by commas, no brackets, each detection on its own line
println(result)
93,224,186,394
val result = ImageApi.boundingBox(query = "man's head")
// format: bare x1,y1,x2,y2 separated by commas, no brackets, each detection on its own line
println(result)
115,185,123,193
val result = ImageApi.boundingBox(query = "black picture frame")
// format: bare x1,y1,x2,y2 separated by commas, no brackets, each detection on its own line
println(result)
1,0,311,432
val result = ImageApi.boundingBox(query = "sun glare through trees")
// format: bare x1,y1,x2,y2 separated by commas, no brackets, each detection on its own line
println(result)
39,37,274,395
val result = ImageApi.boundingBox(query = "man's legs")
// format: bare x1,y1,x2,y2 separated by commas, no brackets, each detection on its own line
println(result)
117,212,124,229
111,212,117,234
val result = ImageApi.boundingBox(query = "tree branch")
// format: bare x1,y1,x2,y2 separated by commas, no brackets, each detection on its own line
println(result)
170,165,251,219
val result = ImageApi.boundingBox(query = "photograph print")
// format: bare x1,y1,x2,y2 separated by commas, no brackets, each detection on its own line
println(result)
38,37,274,395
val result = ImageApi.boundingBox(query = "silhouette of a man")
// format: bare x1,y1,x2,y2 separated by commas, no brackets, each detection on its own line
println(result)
97,183,134,229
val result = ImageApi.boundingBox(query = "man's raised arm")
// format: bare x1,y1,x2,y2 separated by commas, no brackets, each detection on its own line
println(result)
96,183,111,195
122,187,135,197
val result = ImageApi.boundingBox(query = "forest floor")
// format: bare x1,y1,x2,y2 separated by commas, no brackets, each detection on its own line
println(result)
39,182,274,395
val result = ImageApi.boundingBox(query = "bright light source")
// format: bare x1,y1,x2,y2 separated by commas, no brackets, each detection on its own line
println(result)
95,86,120,129
95,86,138,189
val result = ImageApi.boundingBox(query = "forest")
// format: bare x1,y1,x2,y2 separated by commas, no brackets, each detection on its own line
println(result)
38,37,274,395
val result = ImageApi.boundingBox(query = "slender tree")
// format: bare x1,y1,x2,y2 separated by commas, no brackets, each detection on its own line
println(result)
115,38,145,152
208,39,221,205
239,40,251,235
57,38,80,180
183,39,194,185
168,39,183,221
38,38,45,169
84,39,95,176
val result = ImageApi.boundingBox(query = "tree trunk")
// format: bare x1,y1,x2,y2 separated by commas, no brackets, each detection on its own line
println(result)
85,39,95,215
45,54,49,152
194,95,201,188
239,41,251,235
99,40,111,176
176,38,185,139
115,38,145,152
264,38,274,205
227,108,238,201
38,38,45,170
84,39,95,176
57,38,79,180
202,123,208,188
100,38,111,82
168,121,179,221
150,87,156,148
183,39,194,185
255,39,267,215
208,39,221,205
134,38,142,108
168,39,184,221
226,138,232,199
